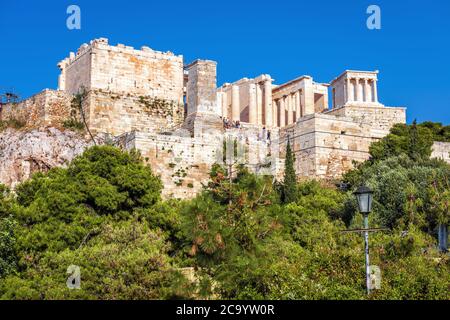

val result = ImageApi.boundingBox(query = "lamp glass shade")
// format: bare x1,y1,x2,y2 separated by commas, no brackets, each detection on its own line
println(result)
354,186,373,214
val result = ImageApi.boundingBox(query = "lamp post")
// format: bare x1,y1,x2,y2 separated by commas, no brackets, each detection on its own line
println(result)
354,185,374,295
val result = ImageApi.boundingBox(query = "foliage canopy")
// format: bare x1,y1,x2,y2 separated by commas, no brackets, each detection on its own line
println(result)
0,122,448,300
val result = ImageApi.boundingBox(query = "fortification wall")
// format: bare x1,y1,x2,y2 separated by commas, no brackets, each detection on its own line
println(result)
117,131,219,199
280,113,384,179
327,105,406,133
59,38,184,104
61,47,92,95
224,124,282,178
116,123,282,199
0,89,71,127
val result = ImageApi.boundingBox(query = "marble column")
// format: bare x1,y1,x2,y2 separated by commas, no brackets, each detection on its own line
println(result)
373,80,378,103
221,91,228,119
248,84,257,124
257,84,263,125
287,94,293,124
295,91,301,120
299,89,304,117
279,97,286,127
355,78,362,102
231,85,240,121
364,78,372,102
264,79,272,126
273,99,278,127
346,77,351,102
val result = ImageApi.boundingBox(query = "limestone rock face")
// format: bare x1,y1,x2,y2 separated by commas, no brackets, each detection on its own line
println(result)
0,128,96,189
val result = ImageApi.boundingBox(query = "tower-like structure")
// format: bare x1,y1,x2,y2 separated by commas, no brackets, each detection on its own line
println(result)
184,60,223,137
57,38,185,135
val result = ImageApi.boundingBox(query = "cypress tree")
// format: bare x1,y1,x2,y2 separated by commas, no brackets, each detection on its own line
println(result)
408,119,419,161
283,140,297,203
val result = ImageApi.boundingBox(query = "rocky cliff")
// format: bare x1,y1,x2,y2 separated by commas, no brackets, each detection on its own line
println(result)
0,127,98,189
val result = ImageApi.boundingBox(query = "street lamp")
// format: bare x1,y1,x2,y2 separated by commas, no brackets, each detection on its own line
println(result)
354,185,374,295
354,185,373,214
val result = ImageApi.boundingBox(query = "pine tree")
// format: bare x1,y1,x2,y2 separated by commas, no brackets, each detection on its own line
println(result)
283,140,297,203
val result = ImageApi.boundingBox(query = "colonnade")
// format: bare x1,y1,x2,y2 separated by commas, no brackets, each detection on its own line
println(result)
273,90,302,127
345,77,378,103
229,78,274,126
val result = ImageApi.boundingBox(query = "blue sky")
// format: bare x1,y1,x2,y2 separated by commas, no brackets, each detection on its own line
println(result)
0,0,449,123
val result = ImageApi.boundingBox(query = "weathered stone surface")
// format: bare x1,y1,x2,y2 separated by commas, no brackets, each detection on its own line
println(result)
58,38,184,102
115,122,280,199
0,128,96,189
279,112,392,180
0,90,72,128
83,89,184,136
432,142,450,164
326,105,406,133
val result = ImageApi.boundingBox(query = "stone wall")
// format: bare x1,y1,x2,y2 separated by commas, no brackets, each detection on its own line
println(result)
117,131,219,199
223,124,282,178
59,38,184,104
59,47,91,95
431,141,450,164
186,60,218,115
116,123,281,199
184,60,223,138
326,105,406,134
279,113,390,179
0,89,72,128
83,89,184,136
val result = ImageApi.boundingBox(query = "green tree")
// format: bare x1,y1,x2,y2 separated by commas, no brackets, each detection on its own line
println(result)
419,121,450,142
369,122,434,161
282,140,297,203
0,216,17,279
0,220,193,299
0,146,192,299
1,141,448,300
0,185,18,279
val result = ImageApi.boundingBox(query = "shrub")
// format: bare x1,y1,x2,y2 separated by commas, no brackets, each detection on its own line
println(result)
0,119,25,131
63,119,85,131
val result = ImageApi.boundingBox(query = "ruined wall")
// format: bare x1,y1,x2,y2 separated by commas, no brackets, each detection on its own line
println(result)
431,141,450,164
0,89,72,127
